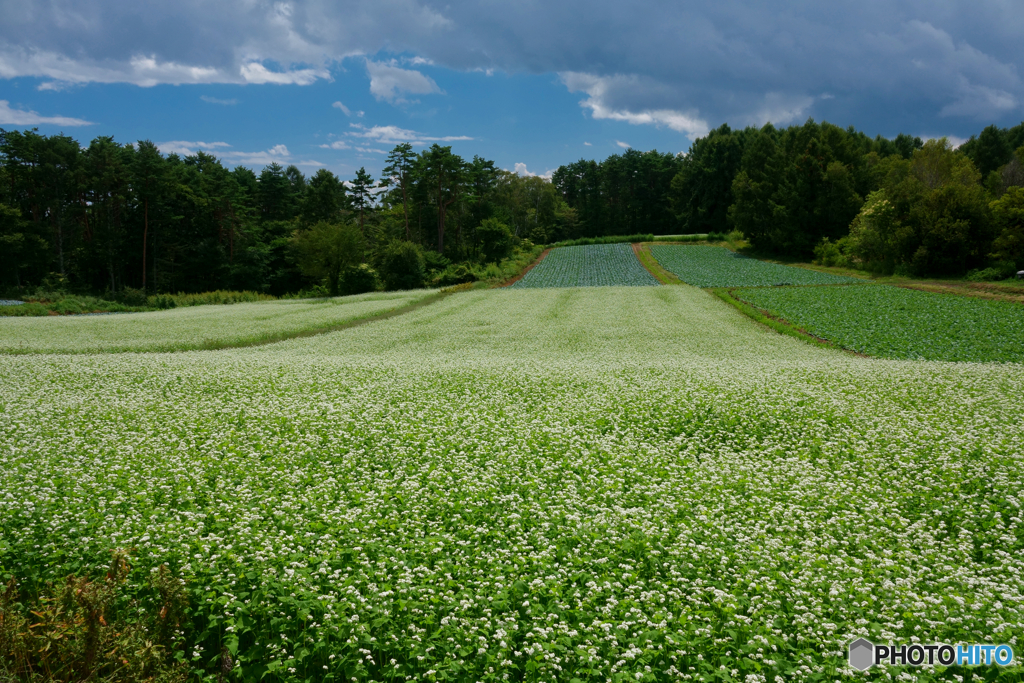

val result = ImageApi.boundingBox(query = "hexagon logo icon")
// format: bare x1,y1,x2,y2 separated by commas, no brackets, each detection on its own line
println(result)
849,638,875,671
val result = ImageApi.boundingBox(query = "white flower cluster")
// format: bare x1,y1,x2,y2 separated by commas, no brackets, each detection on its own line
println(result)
1,286,1022,682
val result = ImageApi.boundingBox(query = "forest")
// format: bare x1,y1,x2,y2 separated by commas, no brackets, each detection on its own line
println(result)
2,119,1023,298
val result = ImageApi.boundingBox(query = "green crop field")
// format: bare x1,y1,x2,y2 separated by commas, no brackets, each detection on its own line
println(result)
511,243,659,288
734,283,1024,363
0,290,436,354
2,285,1023,682
650,245,861,287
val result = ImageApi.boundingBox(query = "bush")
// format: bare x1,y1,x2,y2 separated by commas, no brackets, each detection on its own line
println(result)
339,263,380,295
813,237,851,268
378,241,426,291
477,218,514,263
547,234,654,248
115,287,148,306
965,262,1017,281
422,250,451,275
0,550,188,682
433,263,478,287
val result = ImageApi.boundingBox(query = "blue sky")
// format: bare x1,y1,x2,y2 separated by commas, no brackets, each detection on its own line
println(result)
1,0,1023,182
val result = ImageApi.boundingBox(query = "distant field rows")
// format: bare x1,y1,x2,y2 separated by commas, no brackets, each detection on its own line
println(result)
649,244,861,287
511,243,659,288
0,290,437,354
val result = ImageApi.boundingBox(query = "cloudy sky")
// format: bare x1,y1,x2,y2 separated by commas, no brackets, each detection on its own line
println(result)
1,0,1022,180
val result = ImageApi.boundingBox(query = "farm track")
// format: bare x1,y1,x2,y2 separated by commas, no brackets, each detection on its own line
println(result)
632,242,681,284
501,248,551,287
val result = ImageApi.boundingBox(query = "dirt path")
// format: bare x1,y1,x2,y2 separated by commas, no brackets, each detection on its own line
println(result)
501,248,551,287
632,243,682,285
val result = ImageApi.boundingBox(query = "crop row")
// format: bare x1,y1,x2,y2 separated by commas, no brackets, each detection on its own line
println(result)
650,245,861,287
733,283,1024,362
511,243,659,288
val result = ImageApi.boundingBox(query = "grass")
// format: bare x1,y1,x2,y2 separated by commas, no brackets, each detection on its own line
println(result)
510,243,660,288
650,244,862,287
632,243,682,285
733,283,1024,362
0,289,440,354
2,286,1023,682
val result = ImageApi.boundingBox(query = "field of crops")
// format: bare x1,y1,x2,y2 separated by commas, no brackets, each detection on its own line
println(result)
0,290,436,354
734,283,1024,362
511,243,659,288
2,285,1023,682
650,245,861,287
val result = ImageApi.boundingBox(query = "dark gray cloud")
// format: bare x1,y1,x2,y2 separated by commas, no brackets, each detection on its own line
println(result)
1,0,1020,136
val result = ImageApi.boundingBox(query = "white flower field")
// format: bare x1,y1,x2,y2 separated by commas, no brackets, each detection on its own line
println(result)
1,285,1022,682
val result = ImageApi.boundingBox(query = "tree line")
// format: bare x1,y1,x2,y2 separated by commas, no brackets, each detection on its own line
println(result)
551,120,1024,278
0,131,578,296
4,118,1023,298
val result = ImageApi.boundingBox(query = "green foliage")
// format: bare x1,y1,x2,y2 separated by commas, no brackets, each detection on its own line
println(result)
511,243,659,288
547,233,654,247
552,149,682,236
338,263,379,296
670,123,747,233
149,290,276,309
649,244,860,287
378,240,426,290
735,283,1024,361
990,185,1024,268
476,217,514,263
812,237,852,268
291,221,364,296
0,550,188,683
431,263,478,287
730,121,865,257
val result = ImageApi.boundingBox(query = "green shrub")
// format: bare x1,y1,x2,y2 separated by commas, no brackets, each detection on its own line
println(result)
477,218,514,263
0,550,188,683
965,262,1017,281
813,237,851,268
378,241,426,290
547,234,653,248
339,263,380,295
115,287,149,307
433,263,478,287
422,250,451,275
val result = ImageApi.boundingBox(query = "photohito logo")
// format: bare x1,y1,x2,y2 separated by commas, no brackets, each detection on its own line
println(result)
848,639,1015,671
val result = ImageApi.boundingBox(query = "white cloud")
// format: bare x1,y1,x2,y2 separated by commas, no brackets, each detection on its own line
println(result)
583,141,592,146
319,140,351,149
200,95,238,105
240,62,329,85
156,141,295,166
560,72,709,140
0,46,330,89
156,140,232,155
365,60,441,102
332,101,364,117
615,141,631,149
744,92,816,127
356,146,389,154
513,162,553,180
0,99,92,126
347,123,471,146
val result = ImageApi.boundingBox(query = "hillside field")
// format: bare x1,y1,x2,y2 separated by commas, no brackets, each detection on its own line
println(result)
1,273,1023,681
